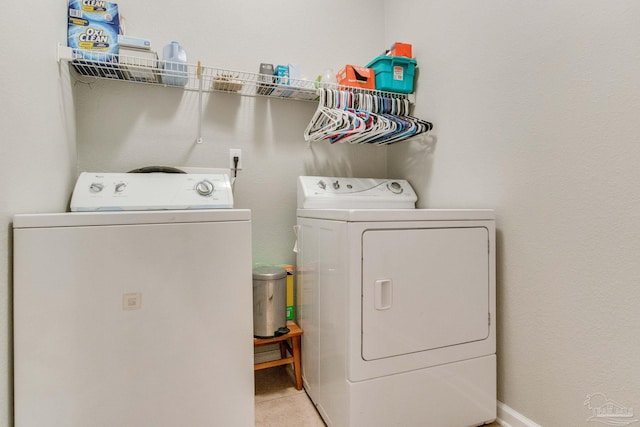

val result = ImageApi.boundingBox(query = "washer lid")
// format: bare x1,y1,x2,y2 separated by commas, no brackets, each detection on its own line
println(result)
70,172,234,211
297,176,417,209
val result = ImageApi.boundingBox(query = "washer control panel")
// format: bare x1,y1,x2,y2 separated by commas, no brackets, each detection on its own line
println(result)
297,176,417,209
70,172,234,211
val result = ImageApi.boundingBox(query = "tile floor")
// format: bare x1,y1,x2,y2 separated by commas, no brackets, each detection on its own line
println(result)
254,365,501,427
255,365,325,427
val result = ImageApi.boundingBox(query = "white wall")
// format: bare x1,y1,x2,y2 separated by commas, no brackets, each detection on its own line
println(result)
386,1,640,426
0,3,77,425
0,2,386,425
75,0,387,265
10,2,637,426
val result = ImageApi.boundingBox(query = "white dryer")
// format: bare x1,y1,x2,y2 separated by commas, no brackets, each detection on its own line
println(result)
296,176,496,427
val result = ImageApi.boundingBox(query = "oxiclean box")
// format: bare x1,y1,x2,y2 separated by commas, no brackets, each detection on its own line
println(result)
68,0,120,62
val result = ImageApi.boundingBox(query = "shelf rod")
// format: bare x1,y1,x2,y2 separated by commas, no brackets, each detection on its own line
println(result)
196,61,203,144
57,43,74,63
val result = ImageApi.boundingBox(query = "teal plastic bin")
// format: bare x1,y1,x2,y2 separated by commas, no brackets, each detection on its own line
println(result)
366,55,417,94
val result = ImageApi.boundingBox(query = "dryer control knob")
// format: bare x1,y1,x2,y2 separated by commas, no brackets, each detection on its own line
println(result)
89,183,104,193
333,180,340,189
195,180,214,196
115,182,127,193
387,181,403,194
317,180,326,190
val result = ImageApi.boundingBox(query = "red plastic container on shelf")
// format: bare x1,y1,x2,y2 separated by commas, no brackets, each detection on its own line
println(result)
387,42,412,58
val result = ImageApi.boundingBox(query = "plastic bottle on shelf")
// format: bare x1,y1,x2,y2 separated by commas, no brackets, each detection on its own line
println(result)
161,41,188,87
321,68,336,88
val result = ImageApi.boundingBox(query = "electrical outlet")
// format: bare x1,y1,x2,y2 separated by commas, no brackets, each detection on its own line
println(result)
229,149,242,170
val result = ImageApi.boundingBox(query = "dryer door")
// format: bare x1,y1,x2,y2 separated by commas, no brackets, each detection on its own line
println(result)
361,227,489,360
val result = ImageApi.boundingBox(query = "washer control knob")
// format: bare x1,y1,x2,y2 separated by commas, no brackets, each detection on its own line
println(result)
333,180,340,190
195,180,214,196
89,183,104,193
387,181,403,194
317,180,326,190
115,182,127,193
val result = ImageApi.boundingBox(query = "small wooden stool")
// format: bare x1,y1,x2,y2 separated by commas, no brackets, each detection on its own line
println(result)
253,321,303,390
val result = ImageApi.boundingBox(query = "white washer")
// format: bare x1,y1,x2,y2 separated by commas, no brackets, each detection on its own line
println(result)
13,174,254,427
296,176,496,427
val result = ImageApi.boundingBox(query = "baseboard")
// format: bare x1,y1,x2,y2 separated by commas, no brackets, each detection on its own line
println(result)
496,401,542,427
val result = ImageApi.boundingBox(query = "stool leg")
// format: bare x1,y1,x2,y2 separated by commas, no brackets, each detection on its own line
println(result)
292,336,302,390
279,341,287,359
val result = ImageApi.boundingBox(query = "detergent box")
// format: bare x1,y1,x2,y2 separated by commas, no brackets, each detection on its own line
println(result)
278,265,296,321
68,0,120,63
336,64,376,90
271,65,294,97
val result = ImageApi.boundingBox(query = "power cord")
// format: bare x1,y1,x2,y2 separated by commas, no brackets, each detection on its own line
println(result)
230,156,240,192
233,156,239,178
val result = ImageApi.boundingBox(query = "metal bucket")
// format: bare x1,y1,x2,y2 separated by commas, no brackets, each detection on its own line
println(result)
252,267,288,338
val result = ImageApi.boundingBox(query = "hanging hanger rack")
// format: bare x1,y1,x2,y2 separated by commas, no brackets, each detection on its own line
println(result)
304,87,432,146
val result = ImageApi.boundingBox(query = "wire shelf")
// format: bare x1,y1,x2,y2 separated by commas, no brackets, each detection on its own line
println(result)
58,45,412,103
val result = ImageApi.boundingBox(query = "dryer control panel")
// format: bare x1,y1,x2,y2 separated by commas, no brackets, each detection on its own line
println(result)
70,172,234,211
297,176,417,209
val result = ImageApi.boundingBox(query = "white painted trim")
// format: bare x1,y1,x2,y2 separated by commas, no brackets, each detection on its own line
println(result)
496,401,542,427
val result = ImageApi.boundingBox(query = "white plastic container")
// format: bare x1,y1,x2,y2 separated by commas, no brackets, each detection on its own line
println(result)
161,41,188,86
